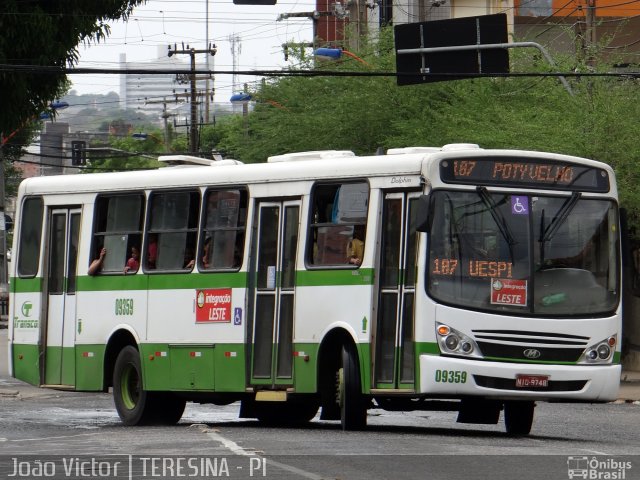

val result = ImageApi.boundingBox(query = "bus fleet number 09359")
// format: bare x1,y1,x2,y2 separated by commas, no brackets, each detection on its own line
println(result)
115,298,134,316
435,369,468,383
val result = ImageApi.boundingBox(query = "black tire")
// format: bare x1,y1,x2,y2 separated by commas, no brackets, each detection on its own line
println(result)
339,343,367,431
153,394,186,425
112,346,158,426
504,400,535,435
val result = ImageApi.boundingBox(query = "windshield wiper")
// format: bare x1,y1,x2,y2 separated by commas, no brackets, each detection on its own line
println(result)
542,192,581,242
476,187,517,259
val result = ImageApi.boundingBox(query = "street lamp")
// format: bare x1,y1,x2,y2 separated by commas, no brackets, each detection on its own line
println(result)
230,93,252,103
314,48,369,66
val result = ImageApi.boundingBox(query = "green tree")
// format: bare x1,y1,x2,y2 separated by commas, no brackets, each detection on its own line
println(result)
0,127,32,197
0,0,145,137
85,133,165,172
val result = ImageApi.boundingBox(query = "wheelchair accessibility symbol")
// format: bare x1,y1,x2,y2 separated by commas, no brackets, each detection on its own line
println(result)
511,196,529,215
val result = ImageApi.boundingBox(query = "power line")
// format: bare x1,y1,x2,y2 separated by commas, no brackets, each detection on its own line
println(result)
2,64,640,78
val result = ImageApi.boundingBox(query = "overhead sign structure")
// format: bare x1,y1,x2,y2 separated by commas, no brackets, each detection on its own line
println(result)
233,0,276,4
394,13,510,86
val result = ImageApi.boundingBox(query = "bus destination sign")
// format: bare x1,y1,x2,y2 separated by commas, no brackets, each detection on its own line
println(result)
440,157,610,192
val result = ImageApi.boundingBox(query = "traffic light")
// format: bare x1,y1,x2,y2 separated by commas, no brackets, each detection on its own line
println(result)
71,140,86,166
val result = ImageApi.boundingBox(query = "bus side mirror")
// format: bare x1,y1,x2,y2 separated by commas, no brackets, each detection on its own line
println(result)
415,195,431,232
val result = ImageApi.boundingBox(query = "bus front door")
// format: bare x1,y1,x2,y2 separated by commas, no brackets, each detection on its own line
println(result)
374,193,419,390
42,208,81,387
250,200,300,388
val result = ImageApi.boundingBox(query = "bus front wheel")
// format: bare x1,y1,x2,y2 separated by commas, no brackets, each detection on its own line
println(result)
504,400,535,435
338,344,367,431
113,346,179,426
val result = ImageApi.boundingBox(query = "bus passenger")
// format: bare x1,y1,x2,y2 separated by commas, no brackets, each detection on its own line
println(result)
347,225,365,266
184,246,195,269
124,246,140,273
88,247,106,275
201,236,212,269
147,233,158,269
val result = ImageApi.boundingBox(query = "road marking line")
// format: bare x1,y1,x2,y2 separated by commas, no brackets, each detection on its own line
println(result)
203,429,327,480
7,432,104,442
580,449,611,455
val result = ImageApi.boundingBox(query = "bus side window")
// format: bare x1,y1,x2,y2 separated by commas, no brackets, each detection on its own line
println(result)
17,196,44,277
200,189,248,271
91,194,144,274
307,182,369,267
147,190,200,271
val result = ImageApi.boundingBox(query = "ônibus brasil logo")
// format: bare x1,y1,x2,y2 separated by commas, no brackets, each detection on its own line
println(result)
567,456,632,479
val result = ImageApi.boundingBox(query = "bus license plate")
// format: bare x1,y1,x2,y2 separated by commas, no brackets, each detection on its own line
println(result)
515,374,549,388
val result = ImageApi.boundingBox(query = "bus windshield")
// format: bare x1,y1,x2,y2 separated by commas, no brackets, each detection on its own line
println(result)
428,190,619,316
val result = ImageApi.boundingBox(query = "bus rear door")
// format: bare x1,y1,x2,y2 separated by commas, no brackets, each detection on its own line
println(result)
250,200,300,388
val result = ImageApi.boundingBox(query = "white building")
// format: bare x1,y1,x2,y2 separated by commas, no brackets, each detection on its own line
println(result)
119,46,192,124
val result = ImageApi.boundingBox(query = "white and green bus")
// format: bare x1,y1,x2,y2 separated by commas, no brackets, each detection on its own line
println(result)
8,144,621,434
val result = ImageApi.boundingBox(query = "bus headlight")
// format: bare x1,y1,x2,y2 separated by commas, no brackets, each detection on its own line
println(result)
436,323,482,358
578,335,616,364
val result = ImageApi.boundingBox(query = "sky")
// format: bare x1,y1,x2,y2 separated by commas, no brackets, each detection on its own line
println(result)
69,0,316,103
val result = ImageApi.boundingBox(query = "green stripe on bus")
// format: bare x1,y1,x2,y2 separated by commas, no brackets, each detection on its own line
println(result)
76,272,248,291
296,268,374,286
416,342,440,355
10,277,42,293
16,269,376,293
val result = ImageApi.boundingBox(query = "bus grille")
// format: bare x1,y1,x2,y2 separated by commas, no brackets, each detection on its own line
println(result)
476,342,584,362
472,329,589,363
474,375,587,392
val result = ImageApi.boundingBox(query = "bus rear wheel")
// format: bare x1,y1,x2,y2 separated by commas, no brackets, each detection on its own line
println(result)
504,400,535,436
113,346,186,425
153,394,186,425
338,344,367,431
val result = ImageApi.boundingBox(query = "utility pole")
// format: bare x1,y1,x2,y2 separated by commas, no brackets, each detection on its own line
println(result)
144,98,175,151
229,34,242,92
168,43,217,154
0,135,6,301
585,0,597,69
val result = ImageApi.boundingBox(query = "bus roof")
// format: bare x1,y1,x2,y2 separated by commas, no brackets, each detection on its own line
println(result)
17,145,616,196
18,151,428,196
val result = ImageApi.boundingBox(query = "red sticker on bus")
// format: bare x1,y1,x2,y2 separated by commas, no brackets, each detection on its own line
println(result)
490,279,527,306
196,288,232,323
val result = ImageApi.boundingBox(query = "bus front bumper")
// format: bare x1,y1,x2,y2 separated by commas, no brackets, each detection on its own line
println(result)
419,355,621,402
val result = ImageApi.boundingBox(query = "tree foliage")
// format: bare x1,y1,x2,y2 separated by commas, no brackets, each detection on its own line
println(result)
0,0,145,137
210,28,640,229
84,131,165,172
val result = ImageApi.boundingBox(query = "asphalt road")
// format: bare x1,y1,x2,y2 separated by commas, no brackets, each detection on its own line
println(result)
1,330,639,480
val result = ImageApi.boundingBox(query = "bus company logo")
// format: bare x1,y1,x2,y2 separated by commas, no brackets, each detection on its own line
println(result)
195,288,232,323
197,291,205,309
567,456,632,479
21,301,34,317
523,348,541,359
490,278,527,306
